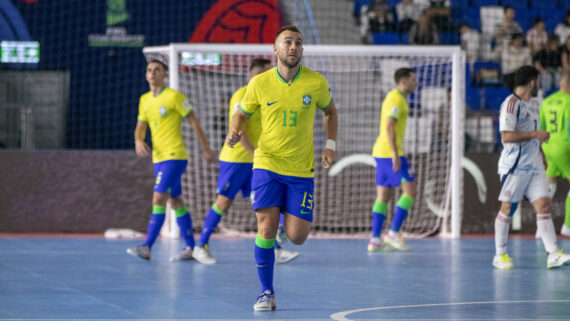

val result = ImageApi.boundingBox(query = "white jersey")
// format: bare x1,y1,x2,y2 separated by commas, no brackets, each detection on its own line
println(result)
497,94,544,175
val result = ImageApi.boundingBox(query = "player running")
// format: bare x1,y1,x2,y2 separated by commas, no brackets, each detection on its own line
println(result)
192,58,299,265
226,25,338,311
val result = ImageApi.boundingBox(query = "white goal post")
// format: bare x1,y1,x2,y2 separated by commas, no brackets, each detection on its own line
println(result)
143,44,465,239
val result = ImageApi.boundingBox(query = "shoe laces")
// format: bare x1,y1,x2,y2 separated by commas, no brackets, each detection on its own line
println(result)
499,253,512,262
257,290,273,301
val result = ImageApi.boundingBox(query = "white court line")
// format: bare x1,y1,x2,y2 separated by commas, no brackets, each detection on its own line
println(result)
329,300,570,321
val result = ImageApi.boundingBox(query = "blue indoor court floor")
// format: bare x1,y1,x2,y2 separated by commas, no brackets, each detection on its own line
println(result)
1,237,569,320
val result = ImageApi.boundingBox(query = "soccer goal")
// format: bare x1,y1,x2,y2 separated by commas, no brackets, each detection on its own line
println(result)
142,44,465,239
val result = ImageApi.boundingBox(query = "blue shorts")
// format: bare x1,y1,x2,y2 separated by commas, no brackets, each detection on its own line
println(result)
375,157,415,187
216,161,253,200
250,169,314,222
153,160,188,198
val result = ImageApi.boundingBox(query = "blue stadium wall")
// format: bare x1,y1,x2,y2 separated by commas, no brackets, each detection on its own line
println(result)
5,0,283,149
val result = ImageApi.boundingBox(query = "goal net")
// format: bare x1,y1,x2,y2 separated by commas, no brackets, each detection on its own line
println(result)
143,44,465,239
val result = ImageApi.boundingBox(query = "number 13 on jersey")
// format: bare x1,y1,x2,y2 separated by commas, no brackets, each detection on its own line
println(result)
301,192,313,210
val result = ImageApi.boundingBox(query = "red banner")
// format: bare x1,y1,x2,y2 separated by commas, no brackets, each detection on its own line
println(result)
190,0,283,44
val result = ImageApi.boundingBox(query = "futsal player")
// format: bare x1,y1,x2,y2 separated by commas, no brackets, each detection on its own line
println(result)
539,72,570,237
193,58,299,265
493,65,570,269
368,68,418,252
127,59,215,261
225,25,338,311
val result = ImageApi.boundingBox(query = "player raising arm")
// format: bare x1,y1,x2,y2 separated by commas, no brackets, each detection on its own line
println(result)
226,25,338,311
127,59,215,261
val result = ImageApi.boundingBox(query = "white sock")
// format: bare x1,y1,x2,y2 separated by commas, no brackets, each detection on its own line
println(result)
495,212,511,255
388,230,397,238
370,237,380,244
548,183,557,199
537,213,559,254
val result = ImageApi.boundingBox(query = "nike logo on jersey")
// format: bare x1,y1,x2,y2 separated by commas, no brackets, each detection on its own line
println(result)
267,101,278,106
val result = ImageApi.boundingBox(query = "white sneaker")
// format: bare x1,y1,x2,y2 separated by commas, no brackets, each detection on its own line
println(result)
493,253,514,269
127,245,151,261
367,239,395,252
169,247,194,262
561,224,570,237
382,233,411,251
535,230,541,240
192,244,216,264
253,290,276,311
275,248,299,264
276,223,288,244
547,249,570,269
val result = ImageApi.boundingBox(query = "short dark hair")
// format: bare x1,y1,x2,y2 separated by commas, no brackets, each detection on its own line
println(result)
148,59,168,71
510,33,523,42
249,58,271,71
533,17,544,26
394,68,415,84
275,25,302,41
514,65,539,87
504,5,514,13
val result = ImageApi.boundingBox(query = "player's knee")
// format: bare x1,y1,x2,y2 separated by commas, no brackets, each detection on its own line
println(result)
168,197,184,209
152,193,169,206
534,199,551,214
257,219,278,239
215,195,232,212
500,202,513,215
257,226,277,239
288,232,308,245
535,205,551,214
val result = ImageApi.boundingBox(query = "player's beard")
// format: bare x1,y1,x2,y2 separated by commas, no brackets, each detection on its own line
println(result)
279,53,301,69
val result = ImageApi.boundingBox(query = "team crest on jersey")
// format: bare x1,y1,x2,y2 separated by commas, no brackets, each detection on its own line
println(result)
159,106,167,117
302,93,312,108
391,106,400,116
182,100,192,111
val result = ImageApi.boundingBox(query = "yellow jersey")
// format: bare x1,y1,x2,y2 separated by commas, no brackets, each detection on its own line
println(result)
372,89,409,158
241,65,332,178
137,87,193,163
219,86,262,163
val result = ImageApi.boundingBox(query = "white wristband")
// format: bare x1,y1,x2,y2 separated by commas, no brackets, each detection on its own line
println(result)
325,139,336,151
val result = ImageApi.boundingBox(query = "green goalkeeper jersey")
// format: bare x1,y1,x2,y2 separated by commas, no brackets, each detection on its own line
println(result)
540,91,570,149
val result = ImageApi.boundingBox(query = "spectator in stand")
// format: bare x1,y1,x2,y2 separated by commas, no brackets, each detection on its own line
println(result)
534,35,562,91
501,33,532,90
459,23,481,62
409,12,439,45
555,11,570,46
493,6,522,51
360,0,394,43
396,0,421,33
424,0,453,32
527,18,548,56
560,36,570,72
